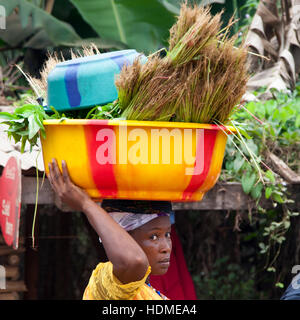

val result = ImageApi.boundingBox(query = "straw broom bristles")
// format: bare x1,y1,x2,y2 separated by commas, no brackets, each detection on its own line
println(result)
119,56,182,121
168,2,200,51
168,5,224,66
114,56,143,111
115,4,249,124
174,37,249,123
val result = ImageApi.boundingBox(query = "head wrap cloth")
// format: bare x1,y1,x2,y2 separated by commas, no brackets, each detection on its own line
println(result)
101,199,173,232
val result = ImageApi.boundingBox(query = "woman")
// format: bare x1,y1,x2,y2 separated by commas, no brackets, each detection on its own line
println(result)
47,158,172,300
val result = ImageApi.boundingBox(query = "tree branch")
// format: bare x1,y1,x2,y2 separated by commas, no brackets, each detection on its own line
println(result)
267,151,300,184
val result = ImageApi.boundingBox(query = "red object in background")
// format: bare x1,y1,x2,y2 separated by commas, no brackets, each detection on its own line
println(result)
149,225,197,300
0,156,22,249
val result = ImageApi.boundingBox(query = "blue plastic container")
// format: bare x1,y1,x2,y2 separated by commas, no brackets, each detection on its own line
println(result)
47,49,147,111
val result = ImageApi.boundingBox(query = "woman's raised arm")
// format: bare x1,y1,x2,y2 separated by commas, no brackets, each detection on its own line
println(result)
47,158,149,284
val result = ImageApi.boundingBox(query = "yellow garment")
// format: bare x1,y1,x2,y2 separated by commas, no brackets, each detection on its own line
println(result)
82,261,166,300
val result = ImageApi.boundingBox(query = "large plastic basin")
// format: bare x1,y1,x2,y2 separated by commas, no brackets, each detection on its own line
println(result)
41,119,234,202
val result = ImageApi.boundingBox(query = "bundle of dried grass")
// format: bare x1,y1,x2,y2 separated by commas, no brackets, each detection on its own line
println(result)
115,56,144,112
115,3,249,124
168,2,200,51
175,38,248,123
32,52,65,100
116,56,183,121
168,4,224,66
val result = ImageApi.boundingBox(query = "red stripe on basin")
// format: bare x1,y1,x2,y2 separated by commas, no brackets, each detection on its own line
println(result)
84,120,118,198
182,129,217,200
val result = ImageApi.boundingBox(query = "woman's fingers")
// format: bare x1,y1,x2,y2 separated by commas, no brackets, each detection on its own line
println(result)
48,159,64,191
51,158,64,185
48,162,55,187
62,160,73,186
46,159,89,211
48,162,55,188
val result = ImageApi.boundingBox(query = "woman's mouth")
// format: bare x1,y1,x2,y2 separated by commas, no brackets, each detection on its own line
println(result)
158,258,170,267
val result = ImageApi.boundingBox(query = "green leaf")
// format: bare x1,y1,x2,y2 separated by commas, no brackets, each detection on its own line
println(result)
0,112,20,121
275,282,284,289
242,171,256,194
258,242,269,254
69,0,177,53
239,128,252,140
39,128,46,139
265,186,273,199
14,104,46,118
272,193,284,203
10,132,22,143
265,170,275,183
233,156,245,172
34,113,45,131
245,139,258,156
268,125,277,138
251,182,263,199
276,236,286,244
0,0,81,46
17,130,29,136
284,221,290,229
6,122,26,132
296,114,300,128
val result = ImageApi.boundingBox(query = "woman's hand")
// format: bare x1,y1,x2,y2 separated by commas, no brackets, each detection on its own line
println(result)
47,158,92,212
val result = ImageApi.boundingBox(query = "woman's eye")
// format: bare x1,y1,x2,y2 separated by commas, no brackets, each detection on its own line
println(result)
166,232,171,238
150,234,158,240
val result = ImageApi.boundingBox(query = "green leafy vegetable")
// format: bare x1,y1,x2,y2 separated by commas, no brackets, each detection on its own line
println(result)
0,104,50,153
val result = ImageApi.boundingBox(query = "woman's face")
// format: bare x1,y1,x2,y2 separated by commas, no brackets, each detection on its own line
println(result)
129,216,172,275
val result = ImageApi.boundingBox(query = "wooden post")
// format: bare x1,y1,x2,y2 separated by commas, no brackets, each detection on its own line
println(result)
0,235,25,299
7,254,20,266
3,266,19,280
0,281,26,293
0,246,25,256
0,292,20,300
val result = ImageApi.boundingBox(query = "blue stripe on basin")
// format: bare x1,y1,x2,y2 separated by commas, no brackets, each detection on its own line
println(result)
110,54,130,70
65,63,81,107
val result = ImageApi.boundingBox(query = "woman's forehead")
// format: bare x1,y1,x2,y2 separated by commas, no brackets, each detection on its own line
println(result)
141,215,171,231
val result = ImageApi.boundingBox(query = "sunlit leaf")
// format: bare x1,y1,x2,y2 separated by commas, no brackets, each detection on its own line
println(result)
69,0,176,53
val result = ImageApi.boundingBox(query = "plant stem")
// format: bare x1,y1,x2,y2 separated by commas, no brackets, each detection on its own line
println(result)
232,5,239,35
31,151,40,249
21,136,26,153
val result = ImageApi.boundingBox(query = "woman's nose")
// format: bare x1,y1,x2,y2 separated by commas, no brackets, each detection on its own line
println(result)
160,238,172,253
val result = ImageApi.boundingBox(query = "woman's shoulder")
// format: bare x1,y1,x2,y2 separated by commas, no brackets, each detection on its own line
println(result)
83,261,152,300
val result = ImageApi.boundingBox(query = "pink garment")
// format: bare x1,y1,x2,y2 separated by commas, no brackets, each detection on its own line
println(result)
149,225,197,300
